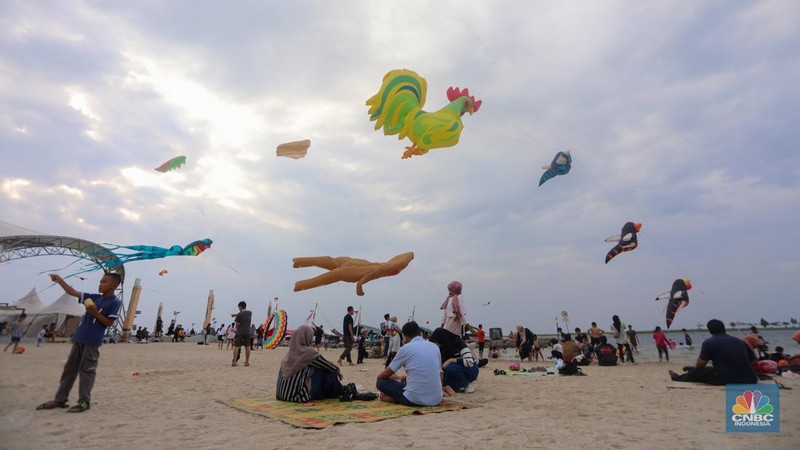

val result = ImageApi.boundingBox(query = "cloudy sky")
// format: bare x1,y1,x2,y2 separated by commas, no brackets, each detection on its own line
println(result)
2,1,798,334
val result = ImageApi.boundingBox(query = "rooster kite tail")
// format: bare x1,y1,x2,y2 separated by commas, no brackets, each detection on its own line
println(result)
366,69,427,138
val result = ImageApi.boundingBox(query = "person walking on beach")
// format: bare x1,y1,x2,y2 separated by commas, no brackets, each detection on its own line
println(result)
217,324,225,349
653,326,670,362
440,281,466,336
682,328,693,347
338,306,355,366
225,324,236,350
476,324,486,359
610,315,634,364
36,273,122,413
313,324,324,350
4,313,27,353
626,325,639,353
357,328,368,364
515,325,534,362
381,314,391,357
232,301,252,367
385,316,402,367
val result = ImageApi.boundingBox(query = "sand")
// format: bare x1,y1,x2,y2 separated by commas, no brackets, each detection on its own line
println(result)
1,340,797,450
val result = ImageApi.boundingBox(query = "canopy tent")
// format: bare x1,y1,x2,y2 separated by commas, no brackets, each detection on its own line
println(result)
24,292,86,338
7,287,44,314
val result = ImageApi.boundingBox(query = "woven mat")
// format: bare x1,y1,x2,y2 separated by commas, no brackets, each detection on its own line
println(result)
222,397,468,429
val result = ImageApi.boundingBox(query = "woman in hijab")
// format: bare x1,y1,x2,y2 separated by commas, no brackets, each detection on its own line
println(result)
276,325,343,402
440,281,466,336
429,327,478,393
610,315,635,364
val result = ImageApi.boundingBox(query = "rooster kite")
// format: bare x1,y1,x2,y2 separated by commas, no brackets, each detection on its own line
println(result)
655,278,692,329
539,151,572,186
154,156,187,173
605,222,641,263
366,69,481,159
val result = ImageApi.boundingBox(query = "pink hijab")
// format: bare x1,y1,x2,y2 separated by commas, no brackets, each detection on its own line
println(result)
280,325,319,378
440,280,464,322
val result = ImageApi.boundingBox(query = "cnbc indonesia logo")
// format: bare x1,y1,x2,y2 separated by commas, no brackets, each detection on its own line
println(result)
730,390,774,427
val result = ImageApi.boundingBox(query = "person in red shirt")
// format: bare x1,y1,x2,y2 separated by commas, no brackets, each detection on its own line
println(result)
652,326,669,362
476,324,486,358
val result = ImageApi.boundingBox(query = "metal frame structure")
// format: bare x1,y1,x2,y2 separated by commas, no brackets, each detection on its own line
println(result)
0,234,126,334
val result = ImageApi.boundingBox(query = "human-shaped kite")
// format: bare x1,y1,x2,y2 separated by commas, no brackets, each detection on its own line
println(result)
292,252,414,296
604,222,641,263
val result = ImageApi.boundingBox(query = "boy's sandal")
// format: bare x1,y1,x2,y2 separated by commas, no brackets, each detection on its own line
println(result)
67,401,90,413
36,400,68,410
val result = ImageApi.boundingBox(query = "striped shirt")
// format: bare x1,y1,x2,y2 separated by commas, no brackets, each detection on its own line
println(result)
276,355,339,403
453,341,476,368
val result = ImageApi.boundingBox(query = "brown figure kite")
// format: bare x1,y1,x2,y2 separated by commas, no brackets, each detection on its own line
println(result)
292,252,414,296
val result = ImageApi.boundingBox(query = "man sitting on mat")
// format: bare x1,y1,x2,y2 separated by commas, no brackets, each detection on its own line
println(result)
376,321,444,406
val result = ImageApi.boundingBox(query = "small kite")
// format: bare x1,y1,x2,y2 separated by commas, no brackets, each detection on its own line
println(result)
154,156,187,173
366,69,481,159
263,309,288,349
276,140,311,159
293,252,414,296
655,278,692,329
158,269,168,276
605,222,641,263
539,151,572,186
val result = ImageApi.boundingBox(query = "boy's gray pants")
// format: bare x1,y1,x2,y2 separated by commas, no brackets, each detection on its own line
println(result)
55,342,100,404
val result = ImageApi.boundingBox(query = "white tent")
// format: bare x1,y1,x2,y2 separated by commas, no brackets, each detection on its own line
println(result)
10,287,45,314
25,292,86,337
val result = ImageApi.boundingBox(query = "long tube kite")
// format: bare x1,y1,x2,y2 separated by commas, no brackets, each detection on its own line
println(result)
154,156,187,172
655,278,692,329
61,239,213,278
293,252,414,296
263,309,288,349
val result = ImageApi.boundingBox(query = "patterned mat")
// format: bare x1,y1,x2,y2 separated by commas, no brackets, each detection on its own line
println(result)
222,397,468,429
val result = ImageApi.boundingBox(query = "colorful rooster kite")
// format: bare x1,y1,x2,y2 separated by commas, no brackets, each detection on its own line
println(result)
539,151,572,186
655,278,692,329
605,222,641,263
366,69,482,159
154,156,187,173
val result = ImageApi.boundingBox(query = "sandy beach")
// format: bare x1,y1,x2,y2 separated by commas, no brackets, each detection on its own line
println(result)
1,340,797,450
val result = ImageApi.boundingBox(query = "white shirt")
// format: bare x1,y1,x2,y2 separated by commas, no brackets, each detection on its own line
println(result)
389,336,443,406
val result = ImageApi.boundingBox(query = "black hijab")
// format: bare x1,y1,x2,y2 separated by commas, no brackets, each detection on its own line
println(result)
429,327,462,360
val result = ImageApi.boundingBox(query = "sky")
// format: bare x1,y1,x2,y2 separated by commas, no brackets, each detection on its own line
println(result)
1,0,799,335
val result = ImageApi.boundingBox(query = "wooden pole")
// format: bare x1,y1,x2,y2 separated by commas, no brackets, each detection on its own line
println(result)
203,290,214,330
122,278,142,334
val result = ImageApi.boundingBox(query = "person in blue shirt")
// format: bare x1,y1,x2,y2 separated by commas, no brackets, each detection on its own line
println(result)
669,319,757,385
376,321,443,406
37,273,122,413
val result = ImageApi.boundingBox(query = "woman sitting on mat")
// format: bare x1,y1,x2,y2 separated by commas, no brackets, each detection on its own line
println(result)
276,325,343,402
429,328,479,393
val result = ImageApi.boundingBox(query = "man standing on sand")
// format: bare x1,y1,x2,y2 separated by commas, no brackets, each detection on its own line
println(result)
37,273,122,413
338,306,355,366
588,322,604,347
232,301,252,367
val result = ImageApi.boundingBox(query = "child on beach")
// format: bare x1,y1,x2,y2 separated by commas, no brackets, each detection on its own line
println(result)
37,324,47,347
3,313,27,353
652,326,669,362
37,273,122,413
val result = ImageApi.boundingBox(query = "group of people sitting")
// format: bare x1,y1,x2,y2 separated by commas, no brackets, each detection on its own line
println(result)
276,321,483,406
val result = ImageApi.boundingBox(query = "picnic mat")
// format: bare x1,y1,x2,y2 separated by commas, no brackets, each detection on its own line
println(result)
222,397,469,429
